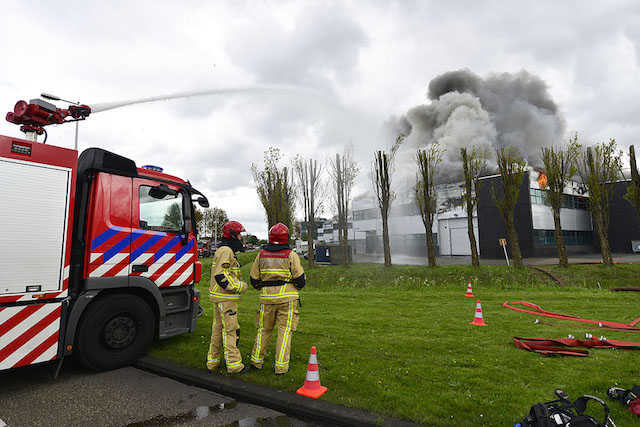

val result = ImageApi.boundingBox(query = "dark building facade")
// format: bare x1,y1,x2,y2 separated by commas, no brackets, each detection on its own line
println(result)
477,171,596,259
477,173,535,259
608,180,640,253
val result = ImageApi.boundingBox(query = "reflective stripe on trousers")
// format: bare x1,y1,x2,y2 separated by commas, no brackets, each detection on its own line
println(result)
251,300,297,373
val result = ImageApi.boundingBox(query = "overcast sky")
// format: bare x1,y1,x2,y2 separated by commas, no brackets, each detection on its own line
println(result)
2,1,639,238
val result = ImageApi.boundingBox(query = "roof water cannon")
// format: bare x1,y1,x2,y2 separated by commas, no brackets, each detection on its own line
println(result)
6,98,91,143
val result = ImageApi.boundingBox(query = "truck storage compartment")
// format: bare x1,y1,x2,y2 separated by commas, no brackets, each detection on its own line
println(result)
0,158,72,295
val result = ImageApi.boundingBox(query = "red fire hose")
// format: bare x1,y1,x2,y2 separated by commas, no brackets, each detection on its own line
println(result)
503,301,640,330
513,336,640,357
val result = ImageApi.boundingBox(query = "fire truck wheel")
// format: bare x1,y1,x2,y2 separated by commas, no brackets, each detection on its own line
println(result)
75,294,155,371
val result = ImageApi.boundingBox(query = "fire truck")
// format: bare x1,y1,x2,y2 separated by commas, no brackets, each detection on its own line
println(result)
0,98,208,372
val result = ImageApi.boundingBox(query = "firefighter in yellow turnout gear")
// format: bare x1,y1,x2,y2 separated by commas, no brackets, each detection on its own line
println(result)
250,223,305,375
207,221,250,374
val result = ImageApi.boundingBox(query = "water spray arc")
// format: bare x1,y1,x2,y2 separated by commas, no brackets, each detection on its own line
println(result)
89,84,327,113
5,84,329,145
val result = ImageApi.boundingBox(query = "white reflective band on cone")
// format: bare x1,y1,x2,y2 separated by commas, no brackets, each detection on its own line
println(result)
309,354,318,364
306,370,320,381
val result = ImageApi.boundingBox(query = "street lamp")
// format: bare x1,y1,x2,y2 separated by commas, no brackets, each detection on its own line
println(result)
41,92,80,151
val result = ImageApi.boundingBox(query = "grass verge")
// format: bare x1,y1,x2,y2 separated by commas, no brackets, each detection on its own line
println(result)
148,253,640,426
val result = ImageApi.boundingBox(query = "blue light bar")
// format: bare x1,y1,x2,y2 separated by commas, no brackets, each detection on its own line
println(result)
141,165,163,172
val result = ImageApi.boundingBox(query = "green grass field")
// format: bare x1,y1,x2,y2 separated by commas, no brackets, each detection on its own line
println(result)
148,252,640,426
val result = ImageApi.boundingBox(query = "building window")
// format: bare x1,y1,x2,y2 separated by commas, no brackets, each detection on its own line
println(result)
353,208,381,221
533,230,593,246
530,189,588,210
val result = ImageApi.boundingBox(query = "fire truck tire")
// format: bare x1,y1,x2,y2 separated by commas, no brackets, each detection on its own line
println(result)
75,294,155,371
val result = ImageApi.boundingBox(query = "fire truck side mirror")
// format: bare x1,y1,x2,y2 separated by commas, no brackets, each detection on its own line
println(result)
196,196,209,208
181,188,192,246
148,184,177,199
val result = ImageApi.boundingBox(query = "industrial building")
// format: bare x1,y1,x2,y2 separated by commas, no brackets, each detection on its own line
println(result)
299,170,640,260
337,171,639,260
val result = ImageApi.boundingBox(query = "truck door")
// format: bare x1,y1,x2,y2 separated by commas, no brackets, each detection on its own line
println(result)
129,178,196,287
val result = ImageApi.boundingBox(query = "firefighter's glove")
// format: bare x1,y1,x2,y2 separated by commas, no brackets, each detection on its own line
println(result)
250,277,262,290
214,274,228,289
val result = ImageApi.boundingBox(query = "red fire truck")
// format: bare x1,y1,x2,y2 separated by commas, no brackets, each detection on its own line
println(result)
0,98,208,372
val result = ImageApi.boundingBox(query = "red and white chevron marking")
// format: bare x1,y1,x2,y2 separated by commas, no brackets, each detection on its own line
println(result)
0,302,62,371
89,252,195,287
88,252,130,278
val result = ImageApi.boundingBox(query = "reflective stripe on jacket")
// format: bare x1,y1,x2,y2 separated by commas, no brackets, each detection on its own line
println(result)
250,249,304,304
209,246,247,302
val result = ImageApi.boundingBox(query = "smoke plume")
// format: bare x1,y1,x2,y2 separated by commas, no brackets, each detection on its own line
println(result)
392,69,566,185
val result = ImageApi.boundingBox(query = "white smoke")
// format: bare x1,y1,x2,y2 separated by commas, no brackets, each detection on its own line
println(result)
391,69,566,186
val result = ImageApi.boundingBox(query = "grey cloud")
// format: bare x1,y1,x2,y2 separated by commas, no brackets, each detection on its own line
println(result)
225,5,368,90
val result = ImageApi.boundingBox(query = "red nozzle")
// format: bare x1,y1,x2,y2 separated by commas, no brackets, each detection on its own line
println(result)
69,104,91,119
13,100,29,118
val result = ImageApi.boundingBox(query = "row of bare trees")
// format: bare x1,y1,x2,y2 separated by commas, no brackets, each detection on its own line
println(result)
477,137,627,268
252,145,359,268
252,134,634,270
372,133,634,269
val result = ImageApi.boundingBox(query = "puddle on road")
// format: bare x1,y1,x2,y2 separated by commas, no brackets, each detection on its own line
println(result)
127,402,326,426
127,402,239,426
223,416,323,426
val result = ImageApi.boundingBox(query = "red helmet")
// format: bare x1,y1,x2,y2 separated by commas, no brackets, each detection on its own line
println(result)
268,223,289,244
222,221,245,240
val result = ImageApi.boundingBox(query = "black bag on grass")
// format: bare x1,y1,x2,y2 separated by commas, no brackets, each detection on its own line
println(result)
520,389,611,426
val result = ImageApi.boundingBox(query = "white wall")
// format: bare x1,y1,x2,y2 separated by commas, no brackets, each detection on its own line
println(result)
438,217,479,256
531,205,593,231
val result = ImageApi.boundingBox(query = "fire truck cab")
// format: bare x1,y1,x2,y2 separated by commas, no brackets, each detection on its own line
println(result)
0,126,207,372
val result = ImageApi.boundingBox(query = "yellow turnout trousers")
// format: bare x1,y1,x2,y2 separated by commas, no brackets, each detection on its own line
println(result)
207,301,245,373
251,300,299,374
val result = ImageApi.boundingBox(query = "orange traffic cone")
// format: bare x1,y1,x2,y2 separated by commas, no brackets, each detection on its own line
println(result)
296,346,328,399
469,299,487,326
464,281,474,297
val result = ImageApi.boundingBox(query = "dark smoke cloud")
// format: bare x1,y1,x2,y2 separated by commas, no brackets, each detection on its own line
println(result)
392,69,566,185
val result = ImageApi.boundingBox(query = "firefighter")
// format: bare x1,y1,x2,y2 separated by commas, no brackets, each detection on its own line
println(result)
206,221,250,374
250,223,305,374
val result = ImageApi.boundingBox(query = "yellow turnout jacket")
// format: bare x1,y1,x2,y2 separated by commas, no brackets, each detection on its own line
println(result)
209,246,247,302
250,247,305,304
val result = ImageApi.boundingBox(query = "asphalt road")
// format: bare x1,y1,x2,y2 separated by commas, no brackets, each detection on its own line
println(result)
0,358,315,427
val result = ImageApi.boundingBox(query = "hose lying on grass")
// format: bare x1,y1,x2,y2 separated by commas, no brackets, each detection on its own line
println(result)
513,336,640,357
503,300,640,330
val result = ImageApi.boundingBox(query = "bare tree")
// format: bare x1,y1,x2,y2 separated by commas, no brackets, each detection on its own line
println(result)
201,207,229,241
492,146,527,266
194,206,204,236
293,156,324,268
328,145,359,267
251,147,296,230
415,143,443,267
624,145,640,225
540,135,580,267
577,139,623,266
460,146,488,267
372,134,404,267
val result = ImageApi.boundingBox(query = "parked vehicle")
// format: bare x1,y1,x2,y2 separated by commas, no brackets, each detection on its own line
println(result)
1,98,209,372
198,240,211,257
